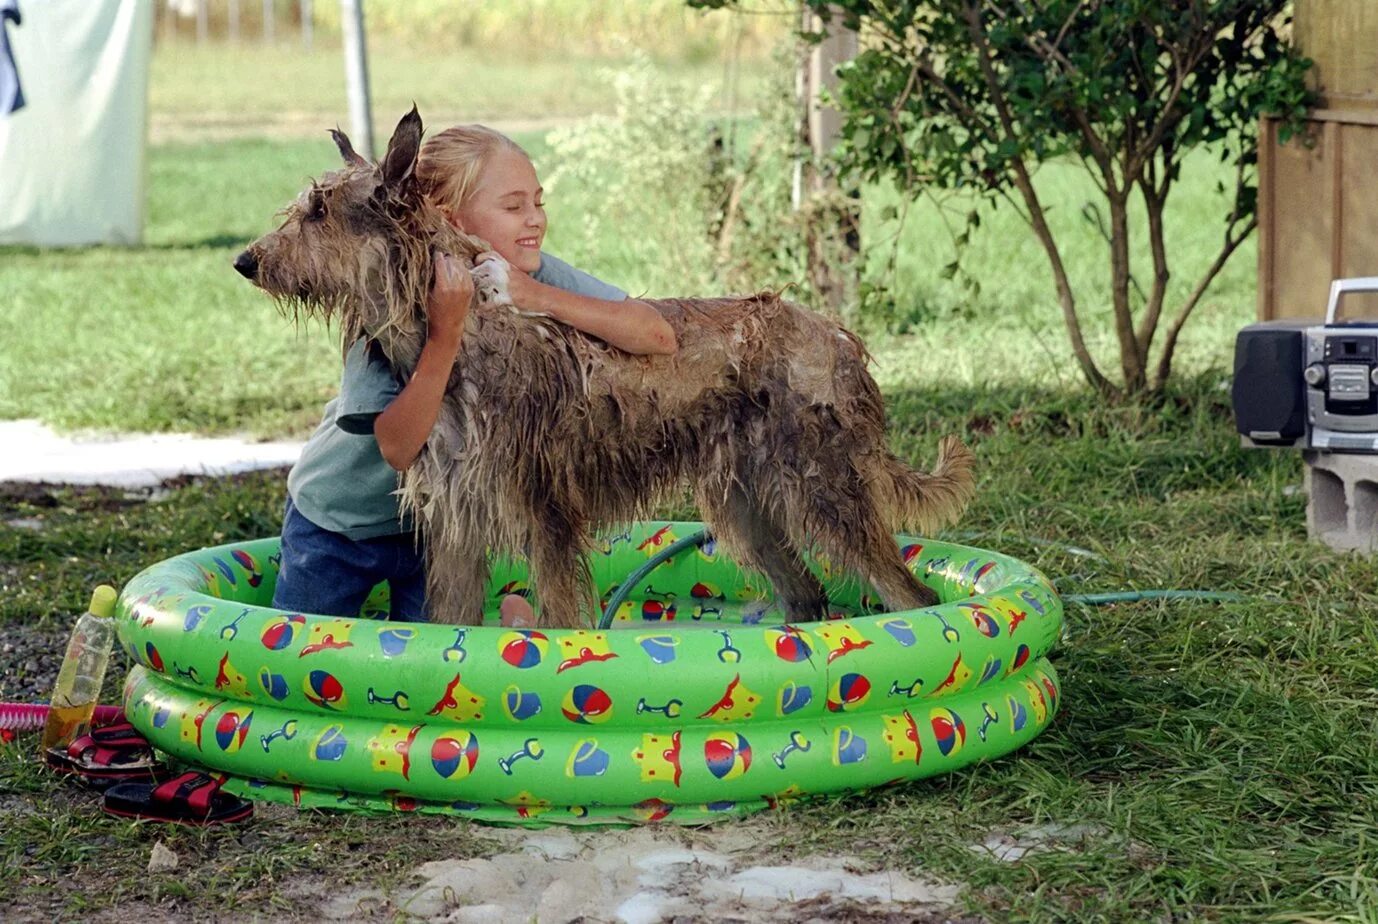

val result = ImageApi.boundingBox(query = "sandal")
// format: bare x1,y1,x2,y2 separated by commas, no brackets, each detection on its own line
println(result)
46,724,162,783
103,771,253,825
85,721,148,749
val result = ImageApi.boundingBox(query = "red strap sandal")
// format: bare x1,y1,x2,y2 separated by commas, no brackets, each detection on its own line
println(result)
102,771,253,825
46,726,161,785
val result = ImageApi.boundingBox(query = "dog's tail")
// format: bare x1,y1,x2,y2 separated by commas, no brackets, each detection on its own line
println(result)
875,435,977,535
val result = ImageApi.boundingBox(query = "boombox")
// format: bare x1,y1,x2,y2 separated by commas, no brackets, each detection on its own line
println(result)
1234,277,1378,452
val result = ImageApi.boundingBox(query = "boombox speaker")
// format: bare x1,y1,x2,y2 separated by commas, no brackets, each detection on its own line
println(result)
1232,319,1315,447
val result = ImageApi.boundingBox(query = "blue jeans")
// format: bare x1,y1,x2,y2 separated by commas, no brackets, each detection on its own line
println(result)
271,497,429,622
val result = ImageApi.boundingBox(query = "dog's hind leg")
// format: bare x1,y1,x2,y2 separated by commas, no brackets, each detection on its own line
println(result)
528,543,594,629
424,541,490,625
523,504,596,629
808,494,939,612
698,480,829,623
857,539,939,612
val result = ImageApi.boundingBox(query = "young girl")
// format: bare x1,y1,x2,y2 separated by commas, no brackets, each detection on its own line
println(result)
271,124,677,625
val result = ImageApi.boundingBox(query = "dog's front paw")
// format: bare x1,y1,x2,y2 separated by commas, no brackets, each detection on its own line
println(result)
471,257,514,309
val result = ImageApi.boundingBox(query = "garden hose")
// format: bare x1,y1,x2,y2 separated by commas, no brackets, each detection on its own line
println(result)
595,527,1245,630
597,530,714,629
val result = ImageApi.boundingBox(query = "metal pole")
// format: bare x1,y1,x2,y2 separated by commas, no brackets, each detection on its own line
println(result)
229,0,240,42
263,0,275,44
301,0,313,51
196,0,209,44
341,0,375,160
795,3,859,317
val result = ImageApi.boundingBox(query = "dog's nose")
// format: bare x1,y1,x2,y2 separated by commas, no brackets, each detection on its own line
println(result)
233,250,259,280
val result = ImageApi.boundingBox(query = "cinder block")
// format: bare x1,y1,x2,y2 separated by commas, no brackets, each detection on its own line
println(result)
1303,451,1378,552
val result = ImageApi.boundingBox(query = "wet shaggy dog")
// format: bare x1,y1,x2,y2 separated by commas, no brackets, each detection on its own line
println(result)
234,109,975,628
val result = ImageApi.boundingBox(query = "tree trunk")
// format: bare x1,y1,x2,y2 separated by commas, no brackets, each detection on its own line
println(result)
796,4,860,320
1108,192,1146,392
1135,177,1171,364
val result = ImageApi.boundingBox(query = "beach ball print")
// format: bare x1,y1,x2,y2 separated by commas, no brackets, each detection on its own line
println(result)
1039,672,1059,713
315,724,348,761
768,625,813,662
704,732,752,780
562,685,613,724
930,707,966,757
261,615,306,651
258,668,290,701
690,580,723,600
640,600,675,621
214,710,252,753
499,630,548,669
963,605,1001,638
305,670,347,709
143,642,165,672
503,685,543,721
431,733,479,779
231,549,263,587
826,673,872,712
566,738,610,778
1007,644,1031,675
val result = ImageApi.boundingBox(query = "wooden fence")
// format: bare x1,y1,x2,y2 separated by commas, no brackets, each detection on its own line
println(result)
156,0,315,50
1259,0,1378,320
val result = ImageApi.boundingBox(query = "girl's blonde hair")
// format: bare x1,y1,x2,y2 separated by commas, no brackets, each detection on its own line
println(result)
416,124,527,217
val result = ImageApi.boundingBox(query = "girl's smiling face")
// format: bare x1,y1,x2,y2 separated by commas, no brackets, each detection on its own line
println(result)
451,146,547,274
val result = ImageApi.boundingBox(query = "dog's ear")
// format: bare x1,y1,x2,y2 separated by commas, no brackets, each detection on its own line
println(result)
380,105,423,192
331,128,368,168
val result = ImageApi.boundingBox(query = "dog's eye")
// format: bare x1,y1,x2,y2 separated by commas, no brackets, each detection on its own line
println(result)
305,191,327,223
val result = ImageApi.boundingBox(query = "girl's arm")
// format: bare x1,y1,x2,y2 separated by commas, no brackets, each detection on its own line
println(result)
375,253,472,471
488,255,678,356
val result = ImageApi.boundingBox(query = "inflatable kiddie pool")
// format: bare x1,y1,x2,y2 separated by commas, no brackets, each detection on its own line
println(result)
116,521,1062,825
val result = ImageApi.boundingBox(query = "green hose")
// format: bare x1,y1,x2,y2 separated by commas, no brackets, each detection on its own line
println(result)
593,529,1244,628
1064,590,1245,605
597,530,712,629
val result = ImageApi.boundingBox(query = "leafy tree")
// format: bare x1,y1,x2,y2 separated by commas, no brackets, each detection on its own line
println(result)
692,0,1312,395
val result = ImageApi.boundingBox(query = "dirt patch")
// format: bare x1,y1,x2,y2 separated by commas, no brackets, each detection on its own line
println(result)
322,824,969,923
971,823,1110,863
0,621,70,701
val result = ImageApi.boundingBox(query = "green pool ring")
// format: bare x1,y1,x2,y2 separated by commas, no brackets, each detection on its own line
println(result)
116,521,1063,825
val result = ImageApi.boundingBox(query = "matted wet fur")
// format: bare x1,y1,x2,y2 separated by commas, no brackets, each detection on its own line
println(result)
235,108,976,628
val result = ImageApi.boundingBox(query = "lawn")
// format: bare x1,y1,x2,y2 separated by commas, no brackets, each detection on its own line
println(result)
0,129,1255,437
5,379,1378,921
4,17,1378,924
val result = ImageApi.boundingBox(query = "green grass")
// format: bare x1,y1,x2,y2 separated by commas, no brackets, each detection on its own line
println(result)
150,39,778,145
0,20,1260,436
4,379,1377,921
0,134,1258,436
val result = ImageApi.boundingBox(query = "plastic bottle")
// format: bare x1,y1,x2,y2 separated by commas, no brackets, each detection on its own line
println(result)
39,585,118,754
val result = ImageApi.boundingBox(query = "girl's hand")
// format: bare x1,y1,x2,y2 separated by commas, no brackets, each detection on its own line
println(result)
473,250,537,310
428,252,473,354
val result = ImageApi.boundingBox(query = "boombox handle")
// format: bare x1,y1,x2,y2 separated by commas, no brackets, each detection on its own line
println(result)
1325,277,1378,324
